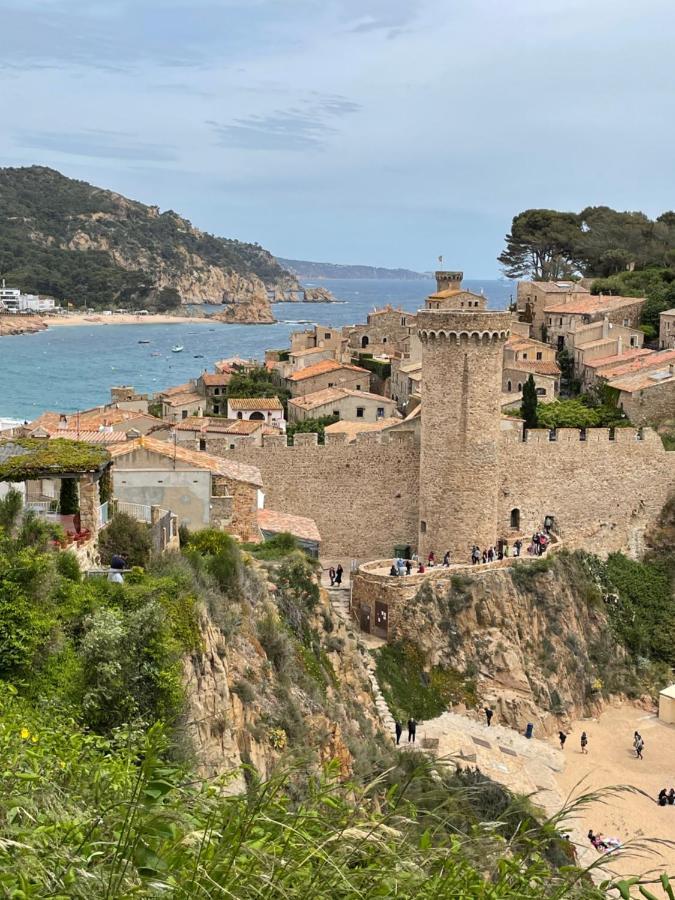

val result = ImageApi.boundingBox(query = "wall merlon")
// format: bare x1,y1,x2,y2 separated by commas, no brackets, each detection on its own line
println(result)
261,433,287,448
324,431,349,445
292,432,319,447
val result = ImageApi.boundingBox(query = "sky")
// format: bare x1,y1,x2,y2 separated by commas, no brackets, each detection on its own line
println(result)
0,0,674,276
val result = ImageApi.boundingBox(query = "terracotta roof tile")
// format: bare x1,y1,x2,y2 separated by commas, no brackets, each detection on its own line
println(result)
585,348,655,373
174,417,262,435
509,361,561,376
163,391,203,407
258,508,321,543
596,348,675,380
544,294,644,315
108,435,262,486
200,373,231,386
228,397,283,411
323,418,401,442
287,359,369,382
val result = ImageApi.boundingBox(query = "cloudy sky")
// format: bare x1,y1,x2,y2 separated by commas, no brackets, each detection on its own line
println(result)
1,0,674,275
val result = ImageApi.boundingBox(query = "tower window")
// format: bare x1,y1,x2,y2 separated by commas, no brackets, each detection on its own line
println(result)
507,380,512,392
199,438,206,451
510,508,520,529
420,520,427,533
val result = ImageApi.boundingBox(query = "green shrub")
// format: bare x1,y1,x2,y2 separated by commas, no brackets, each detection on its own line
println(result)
232,678,256,703
55,550,81,582
98,512,151,567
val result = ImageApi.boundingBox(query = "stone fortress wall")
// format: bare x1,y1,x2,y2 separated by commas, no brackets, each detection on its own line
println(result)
209,431,420,559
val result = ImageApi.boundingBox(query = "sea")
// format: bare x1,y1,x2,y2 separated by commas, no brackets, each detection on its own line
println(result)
0,277,514,421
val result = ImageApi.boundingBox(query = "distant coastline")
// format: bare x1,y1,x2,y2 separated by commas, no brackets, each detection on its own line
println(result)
277,258,428,280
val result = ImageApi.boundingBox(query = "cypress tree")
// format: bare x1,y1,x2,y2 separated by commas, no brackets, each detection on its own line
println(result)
521,374,538,429
59,478,79,515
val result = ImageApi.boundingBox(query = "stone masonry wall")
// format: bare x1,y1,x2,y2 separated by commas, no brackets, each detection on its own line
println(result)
499,427,675,557
222,431,420,559
618,380,675,426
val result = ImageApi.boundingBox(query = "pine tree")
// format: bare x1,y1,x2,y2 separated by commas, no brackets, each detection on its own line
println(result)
521,374,538,429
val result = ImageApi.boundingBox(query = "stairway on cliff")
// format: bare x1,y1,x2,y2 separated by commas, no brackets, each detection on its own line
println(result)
326,586,397,739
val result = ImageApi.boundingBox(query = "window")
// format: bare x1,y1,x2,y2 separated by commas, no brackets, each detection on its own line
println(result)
522,352,528,359
401,317,406,326
361,335,369,349
510,508,520,529
420,520,427,533
213,404,220,414
579,427,587,442
328,382,334,387
181,409,188,419
356,407,365,418
536,388,546,396
507,380,512,392
199,438,206,451
237,411,243,419
332,409,339,417
377,407,385,418
356,384,361,390
229,444,235,450
536,351,542,360
324,332,331,340
250,411,265,420
559,318,563,326
383,337,387,344
517,382,522,392
214,387,220,395
630,337,637,347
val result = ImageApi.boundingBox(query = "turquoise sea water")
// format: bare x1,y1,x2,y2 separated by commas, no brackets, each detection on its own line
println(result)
0,277,514,420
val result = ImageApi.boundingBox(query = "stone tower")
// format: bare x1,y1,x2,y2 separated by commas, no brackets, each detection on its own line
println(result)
434,270,463,293
417,309,511,561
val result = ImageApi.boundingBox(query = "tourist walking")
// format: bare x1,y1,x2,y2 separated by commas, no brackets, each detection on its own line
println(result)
407,717,417,743
514,539,522,557
443,550,450,567
328,566,336,586
335,564,343,586
471,546,480,565
580,731,588,754
503,541,510,558
559,731,567,750
395,720,402,745
635,736,644,760
484,706,493,727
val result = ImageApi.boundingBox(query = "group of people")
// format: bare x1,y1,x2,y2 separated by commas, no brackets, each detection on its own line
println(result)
588,830,622,852
328,564,344,586
528,530,550,557
388,550,455,577
557,730,588,753
470,541,521,566
394,718,417,744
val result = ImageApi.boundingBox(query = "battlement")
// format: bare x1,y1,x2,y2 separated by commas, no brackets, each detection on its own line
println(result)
417,309,511,343
259,430,418,449
500,425,664,448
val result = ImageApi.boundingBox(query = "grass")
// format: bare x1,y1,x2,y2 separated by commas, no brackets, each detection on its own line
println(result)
375,641,477,721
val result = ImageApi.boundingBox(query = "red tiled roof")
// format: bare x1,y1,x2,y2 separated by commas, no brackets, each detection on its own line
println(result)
544,294,644,315
287,359,368,382
227,397,283,411
258,508,321,543
510,360,561,376
584,348,652,371
200,373,231,386
596,348,675,380
108,435,262,486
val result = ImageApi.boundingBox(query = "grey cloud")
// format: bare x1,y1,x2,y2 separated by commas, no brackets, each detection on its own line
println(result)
14,129,177,161
210,93,360,151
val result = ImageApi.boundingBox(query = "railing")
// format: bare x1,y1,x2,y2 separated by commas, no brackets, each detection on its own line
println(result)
98,501,110,529
117,500,152,523
25,500,57,516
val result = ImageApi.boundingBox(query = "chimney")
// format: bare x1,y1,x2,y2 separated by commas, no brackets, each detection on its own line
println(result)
617,336,623,356
669,364,674,377
602,317,609,339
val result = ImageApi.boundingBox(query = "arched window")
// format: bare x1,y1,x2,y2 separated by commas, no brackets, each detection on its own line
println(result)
510,508,520,529
250,411,265,420
507,380,512,392
361,335,369,349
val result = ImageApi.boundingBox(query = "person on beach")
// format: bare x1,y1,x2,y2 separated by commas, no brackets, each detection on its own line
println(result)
559,731,567,750
580,731,588,754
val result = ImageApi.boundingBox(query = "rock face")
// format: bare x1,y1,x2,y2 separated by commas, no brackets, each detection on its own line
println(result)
0,315,46,337
386,557,636,735
302,287,337,303
0,165,297,312
182,568,386,785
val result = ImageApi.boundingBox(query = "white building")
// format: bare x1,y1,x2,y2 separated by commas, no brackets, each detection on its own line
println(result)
227,397,286,432
0,284,56,313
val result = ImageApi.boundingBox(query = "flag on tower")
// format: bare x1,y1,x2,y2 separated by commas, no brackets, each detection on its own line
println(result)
438,254,443,266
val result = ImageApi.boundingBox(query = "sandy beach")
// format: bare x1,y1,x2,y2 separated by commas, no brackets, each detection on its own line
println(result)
553,703,675,880
44,312,218,327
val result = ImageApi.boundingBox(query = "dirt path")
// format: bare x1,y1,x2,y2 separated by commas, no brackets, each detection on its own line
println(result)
553,703,675,879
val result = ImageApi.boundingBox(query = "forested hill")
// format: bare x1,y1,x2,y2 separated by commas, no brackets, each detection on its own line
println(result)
277,257,427,280
0,166,293,308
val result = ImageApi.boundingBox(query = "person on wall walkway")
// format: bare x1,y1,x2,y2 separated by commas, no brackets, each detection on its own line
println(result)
328,566,336,586
484,706,494,727
335,564,343,585
443,550,451,567
395,720,402,745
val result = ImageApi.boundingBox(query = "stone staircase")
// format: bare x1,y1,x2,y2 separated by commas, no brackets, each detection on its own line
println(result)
326,586,397,740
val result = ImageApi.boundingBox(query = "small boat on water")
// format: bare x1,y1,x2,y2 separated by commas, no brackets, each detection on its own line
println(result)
171,345,184,353
193,354,204,359
138,339,151,344
150,351,161,357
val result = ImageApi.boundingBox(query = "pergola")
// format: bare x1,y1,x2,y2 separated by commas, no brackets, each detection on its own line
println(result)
0,438,112,542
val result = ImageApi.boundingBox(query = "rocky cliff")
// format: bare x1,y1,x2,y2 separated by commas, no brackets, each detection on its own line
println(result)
383,553,658,736
0,315,47,336
0,166,296,313
182,558,388,786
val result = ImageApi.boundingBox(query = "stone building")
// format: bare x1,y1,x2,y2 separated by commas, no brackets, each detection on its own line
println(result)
197,373,231,415
516,281,590,340
544,294,645,352
287,387,396,424
426,271,487,311
227,397,286,431
660,309,675,349
346,306,418,355
221,292,674,561
285,359,371,398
